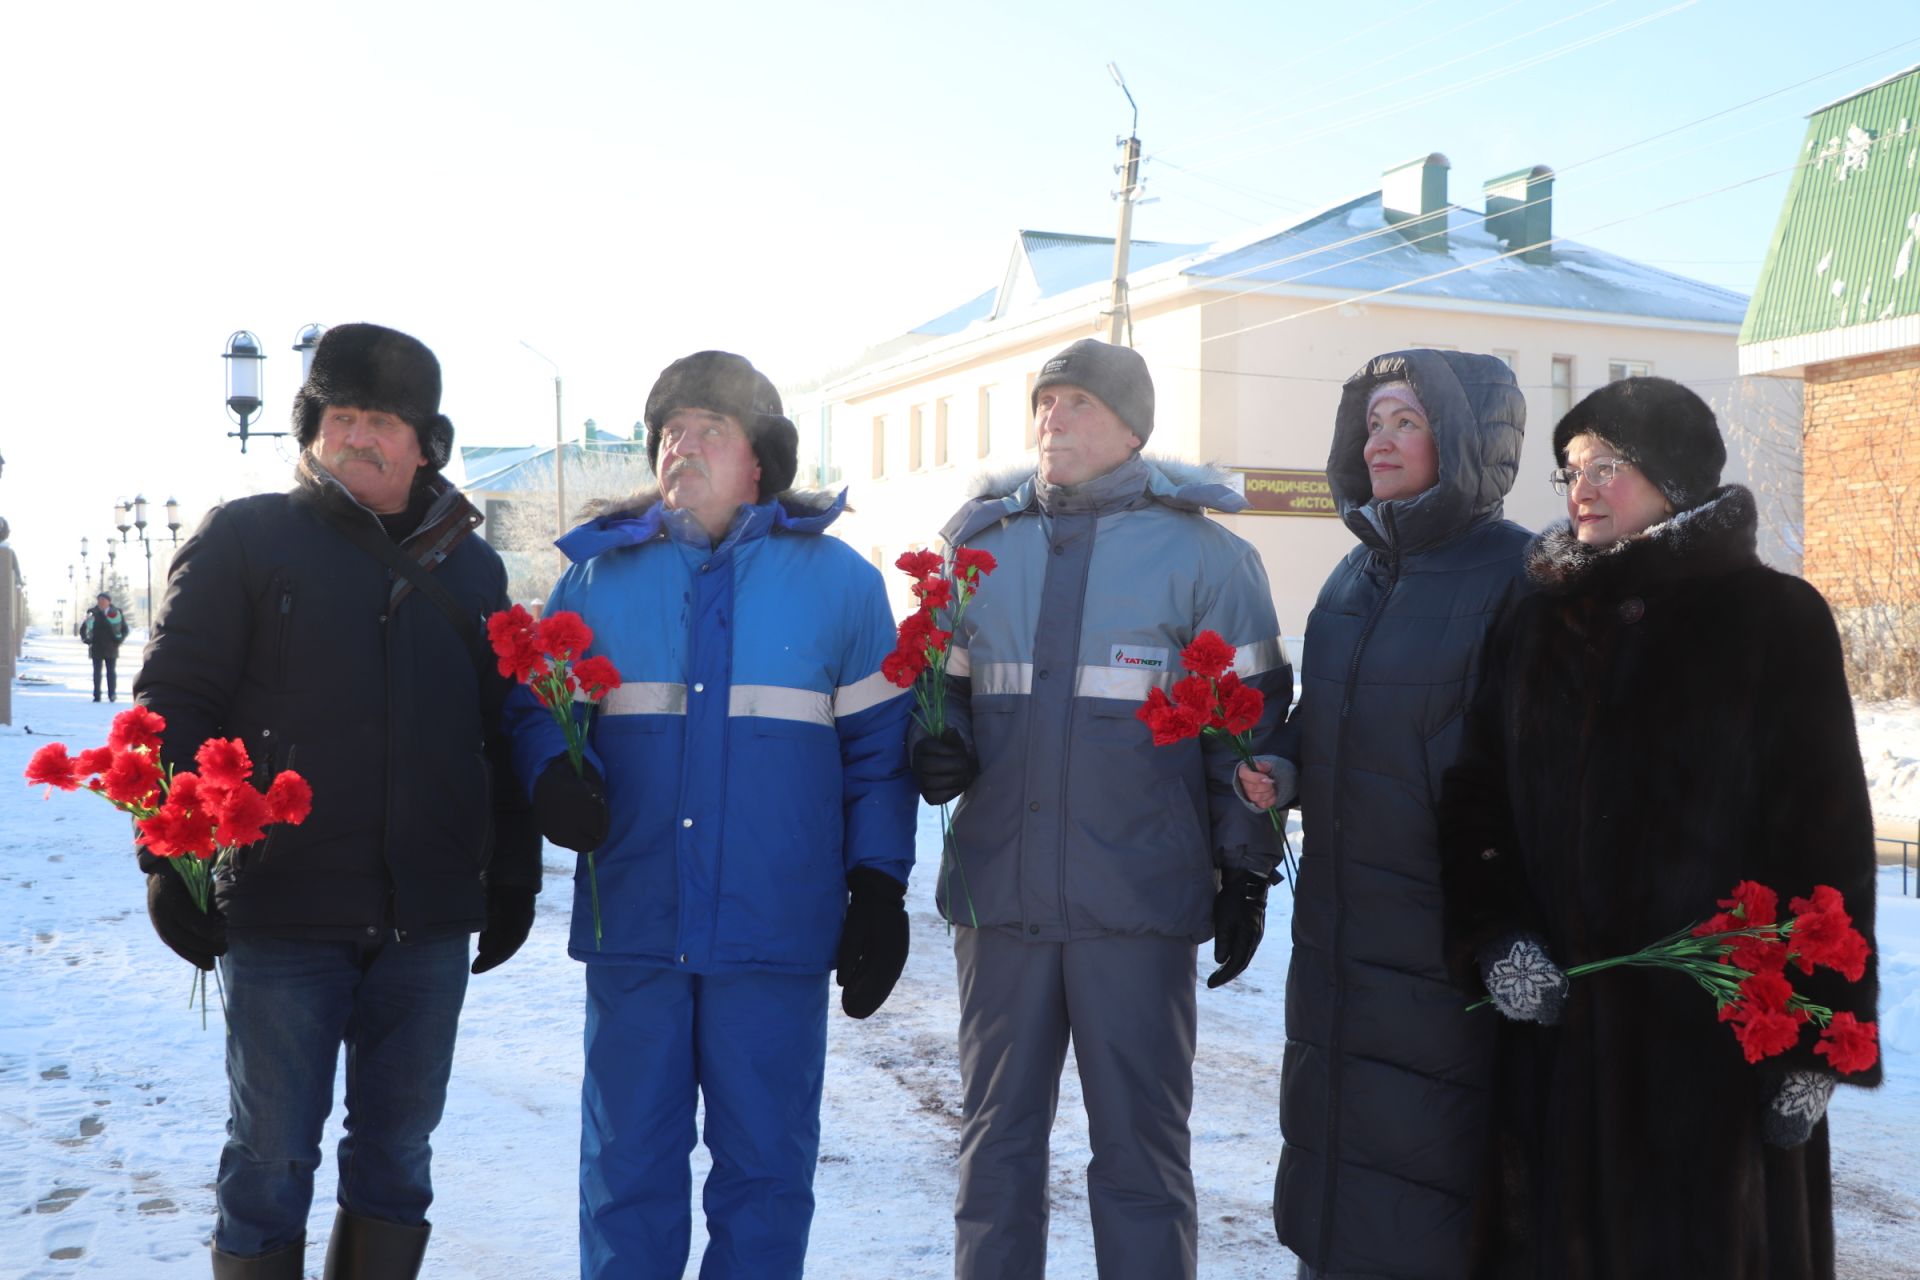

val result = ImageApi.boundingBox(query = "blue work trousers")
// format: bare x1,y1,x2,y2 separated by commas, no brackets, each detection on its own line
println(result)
580,964,829,1280
213,931,469,1257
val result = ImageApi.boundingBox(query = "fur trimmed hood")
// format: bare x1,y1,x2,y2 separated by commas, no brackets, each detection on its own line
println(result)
555,487,847,565
1525,484,1759,596
944,453,1244,548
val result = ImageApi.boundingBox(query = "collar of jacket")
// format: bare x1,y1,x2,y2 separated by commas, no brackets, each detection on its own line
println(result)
941,453,1247,546
1525,484,1759,597
1327,349,1525,558
554,487,848,565
292,453,480,560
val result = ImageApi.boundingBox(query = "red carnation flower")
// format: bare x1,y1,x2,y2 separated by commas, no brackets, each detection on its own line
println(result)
265,772,313,825
25,743,82,792
1814,1011,1879,1076
1136,687,1205,746
1179,631,1236,680
195,738,254,791
107,706,166,754
1787,886,1870,980
138,773,219,859
881,648,923,689
1693,880,1780,937
953,548,997,581
487,605,545,681
1732,1006,1801,1064
536,611,594,662
1171,674,1215,716
1727,935,1790,974
573,655,623,702
101,750,164,809
914,575,953,612
74,747,115,778
1217,672,1265,736
210,783,275,848
895,549,943,578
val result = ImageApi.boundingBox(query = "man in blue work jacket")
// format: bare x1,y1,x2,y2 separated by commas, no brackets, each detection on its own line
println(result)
507,350,917,1280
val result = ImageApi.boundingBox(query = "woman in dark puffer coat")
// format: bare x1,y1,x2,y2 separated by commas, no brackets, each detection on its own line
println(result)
1269,349,1530,1279
1438,377,1880,1280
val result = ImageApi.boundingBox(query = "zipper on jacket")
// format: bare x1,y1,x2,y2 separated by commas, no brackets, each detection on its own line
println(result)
1318,544,1401,1264
276,583,294,684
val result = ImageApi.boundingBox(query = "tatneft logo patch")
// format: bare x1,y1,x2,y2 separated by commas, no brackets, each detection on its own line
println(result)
1110,644,1169,669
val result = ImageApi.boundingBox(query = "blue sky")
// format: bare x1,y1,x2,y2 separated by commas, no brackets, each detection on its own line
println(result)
2,0,1916,604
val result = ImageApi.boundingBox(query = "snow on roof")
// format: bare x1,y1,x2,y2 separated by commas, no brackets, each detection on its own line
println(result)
1185,194,1748,324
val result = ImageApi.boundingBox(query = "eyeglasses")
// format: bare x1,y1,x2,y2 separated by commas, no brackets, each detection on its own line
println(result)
1549,458,1634,495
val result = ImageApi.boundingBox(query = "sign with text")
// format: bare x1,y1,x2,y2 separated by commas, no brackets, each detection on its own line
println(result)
1233,468,1340,518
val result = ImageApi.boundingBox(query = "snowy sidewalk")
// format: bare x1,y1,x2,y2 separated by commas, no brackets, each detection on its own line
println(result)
4,628,1917,1278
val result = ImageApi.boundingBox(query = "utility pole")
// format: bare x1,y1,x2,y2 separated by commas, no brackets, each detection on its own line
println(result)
1106,62,1142,347
521,341,566,539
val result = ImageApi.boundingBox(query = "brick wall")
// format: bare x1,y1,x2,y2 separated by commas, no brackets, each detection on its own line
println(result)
1800,346,1920,697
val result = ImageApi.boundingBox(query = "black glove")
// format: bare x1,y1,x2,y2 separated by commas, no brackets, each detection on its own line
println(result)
1763,1070,1835,1148
1206,868,1272,989
471,885,537,975
1477,934,1569,1025
836,866,909,1019
910,727,977,806
532,758,609,853
144,866,226,971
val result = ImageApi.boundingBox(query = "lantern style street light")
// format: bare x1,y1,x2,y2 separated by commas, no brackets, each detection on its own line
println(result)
225,330,280,453
293,324,326,383
115,495,179,630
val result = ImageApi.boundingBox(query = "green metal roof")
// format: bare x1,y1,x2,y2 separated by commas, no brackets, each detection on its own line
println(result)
1741,65,1920,354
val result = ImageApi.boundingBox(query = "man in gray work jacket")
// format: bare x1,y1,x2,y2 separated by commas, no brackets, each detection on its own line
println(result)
909,339,1291,1280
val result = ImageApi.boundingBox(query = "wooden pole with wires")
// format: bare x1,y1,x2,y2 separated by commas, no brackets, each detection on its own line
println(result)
1106,63,1142,347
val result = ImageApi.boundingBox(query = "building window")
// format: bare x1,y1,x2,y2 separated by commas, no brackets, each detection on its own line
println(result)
871,416,886,479
935,397,951,467
1551,356,1574,423
909,406,925,472
1493,349,1518,372
977,387,993,458
1608,360,1652,382
1025,373,1039,450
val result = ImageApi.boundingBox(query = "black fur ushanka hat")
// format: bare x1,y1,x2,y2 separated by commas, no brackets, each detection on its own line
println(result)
292,323,454,469
1551,375,1725,511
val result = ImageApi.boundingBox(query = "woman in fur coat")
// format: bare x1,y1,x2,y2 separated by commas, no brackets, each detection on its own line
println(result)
1439,377,1881,1280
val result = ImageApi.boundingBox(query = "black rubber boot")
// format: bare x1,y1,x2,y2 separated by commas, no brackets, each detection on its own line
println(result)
322,1207,431,1280
210,1237,305,1279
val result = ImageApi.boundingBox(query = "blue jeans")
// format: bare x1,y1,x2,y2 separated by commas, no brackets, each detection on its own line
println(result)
213,932,469,1257
580,964,829,1280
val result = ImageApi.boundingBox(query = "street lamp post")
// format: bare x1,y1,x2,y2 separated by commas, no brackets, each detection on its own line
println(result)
79,537,89,599
225,331,279,453
293,324,326,383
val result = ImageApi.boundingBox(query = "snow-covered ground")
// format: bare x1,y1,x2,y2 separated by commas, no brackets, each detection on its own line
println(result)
3,629,1917,1279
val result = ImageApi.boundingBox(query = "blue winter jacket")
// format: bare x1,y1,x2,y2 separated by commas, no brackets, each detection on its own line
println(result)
505,489,917,972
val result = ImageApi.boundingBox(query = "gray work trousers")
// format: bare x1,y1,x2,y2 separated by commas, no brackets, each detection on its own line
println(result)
952,926,1199,1280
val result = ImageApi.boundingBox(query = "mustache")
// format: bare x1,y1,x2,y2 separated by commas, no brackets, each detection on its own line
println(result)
665,458,709,484
326,446,387,471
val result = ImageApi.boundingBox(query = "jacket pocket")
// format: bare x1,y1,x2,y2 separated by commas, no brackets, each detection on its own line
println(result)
270,575,295,686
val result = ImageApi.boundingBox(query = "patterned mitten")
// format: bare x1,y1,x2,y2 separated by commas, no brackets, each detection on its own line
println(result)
1477,934,1569,1025
1762,1071,1835,1148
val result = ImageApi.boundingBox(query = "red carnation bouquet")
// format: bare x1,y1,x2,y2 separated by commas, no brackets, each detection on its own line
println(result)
883,546,998,926
488,605,623,948
1136,630,1297,889
1472,879,1879,1074
26,706,313,1025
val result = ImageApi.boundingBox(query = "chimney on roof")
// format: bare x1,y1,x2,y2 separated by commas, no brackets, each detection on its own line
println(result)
1483,165,1554,265
1381,153,1450,253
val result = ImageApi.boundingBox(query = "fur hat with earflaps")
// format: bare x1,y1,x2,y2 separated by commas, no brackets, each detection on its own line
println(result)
1551,375,1725,512
644,351,799,501
291,323,455,470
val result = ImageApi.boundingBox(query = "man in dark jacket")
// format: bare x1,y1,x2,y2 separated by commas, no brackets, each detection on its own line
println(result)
134,323,541,1280
910,339,1290,1280
81,591,129,700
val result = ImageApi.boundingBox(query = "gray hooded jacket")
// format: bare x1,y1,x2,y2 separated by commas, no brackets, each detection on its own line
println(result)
1273,350,1531,1278
927,453,1289,943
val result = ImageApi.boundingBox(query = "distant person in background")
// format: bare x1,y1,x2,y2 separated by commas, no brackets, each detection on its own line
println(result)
81,591,129,701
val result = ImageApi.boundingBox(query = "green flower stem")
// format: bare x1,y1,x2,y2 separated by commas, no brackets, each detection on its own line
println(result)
539,660,605,951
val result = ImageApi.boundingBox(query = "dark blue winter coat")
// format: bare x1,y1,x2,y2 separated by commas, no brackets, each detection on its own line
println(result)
506,489,917,971
1274,350,1531,1279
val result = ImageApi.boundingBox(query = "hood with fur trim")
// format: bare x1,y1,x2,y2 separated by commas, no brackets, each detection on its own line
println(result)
555,487,847,564
942,454,1244,548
